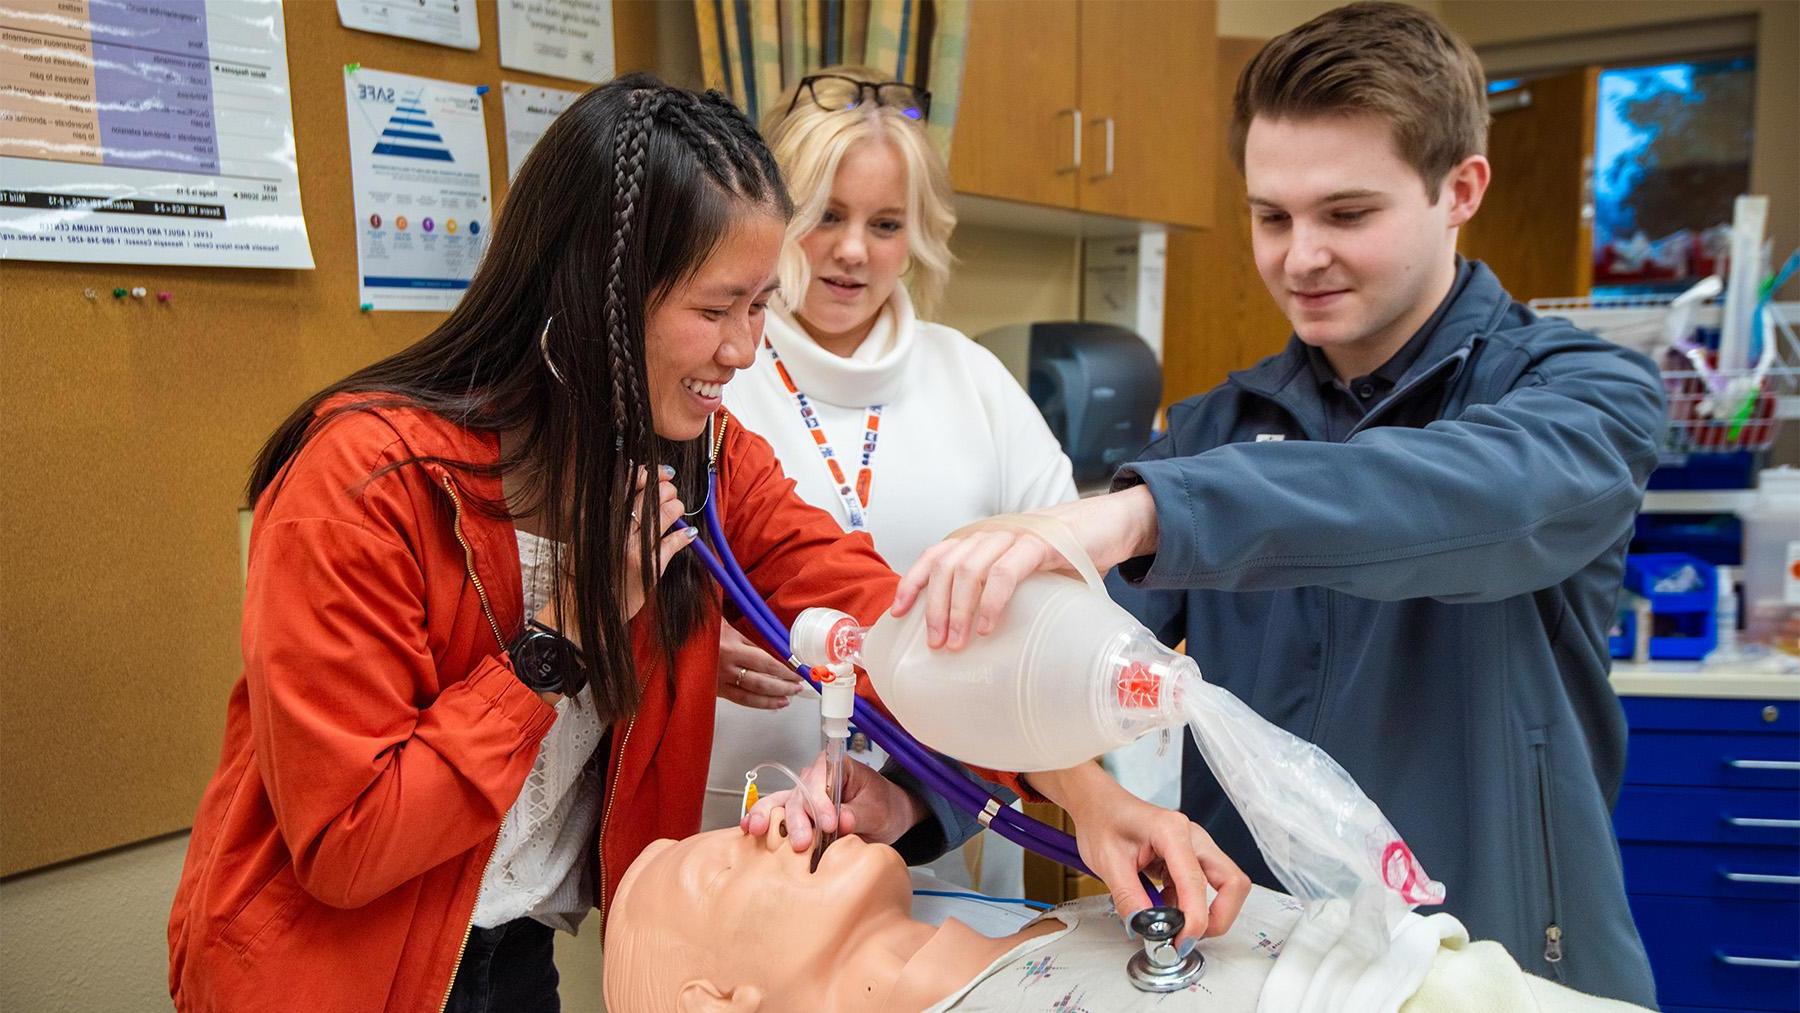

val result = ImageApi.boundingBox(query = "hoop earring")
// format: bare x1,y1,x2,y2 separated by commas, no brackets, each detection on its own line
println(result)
539,316,567,386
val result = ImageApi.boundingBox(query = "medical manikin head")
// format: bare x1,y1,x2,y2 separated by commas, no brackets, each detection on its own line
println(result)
604,809,1038,1012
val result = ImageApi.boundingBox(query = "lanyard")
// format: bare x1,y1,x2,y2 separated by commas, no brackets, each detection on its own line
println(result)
764,338,883,531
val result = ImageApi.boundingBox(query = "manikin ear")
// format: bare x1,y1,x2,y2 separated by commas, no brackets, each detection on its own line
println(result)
1441,154,1492,229
676,979,763,1012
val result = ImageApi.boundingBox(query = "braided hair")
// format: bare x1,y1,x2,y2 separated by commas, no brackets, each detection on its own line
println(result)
249,74,792,722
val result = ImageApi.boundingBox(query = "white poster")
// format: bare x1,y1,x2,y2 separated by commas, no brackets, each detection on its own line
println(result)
502,82,581,179
498,0,614,84
335,0,479,51
0,0,312,269
344,67,492,311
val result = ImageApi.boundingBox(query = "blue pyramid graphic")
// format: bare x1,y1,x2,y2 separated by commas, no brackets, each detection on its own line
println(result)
372,92,453,162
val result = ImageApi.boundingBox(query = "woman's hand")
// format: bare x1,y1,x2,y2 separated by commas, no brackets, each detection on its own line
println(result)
890,486,1160,650
1033,762,1249,945
741,751,926,852
622,464,697,620
716,623,805,709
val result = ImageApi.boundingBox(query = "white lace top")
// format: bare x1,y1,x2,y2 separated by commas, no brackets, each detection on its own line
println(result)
471,530,606,932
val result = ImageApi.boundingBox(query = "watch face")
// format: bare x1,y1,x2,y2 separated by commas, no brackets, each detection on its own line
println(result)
515,631,571,692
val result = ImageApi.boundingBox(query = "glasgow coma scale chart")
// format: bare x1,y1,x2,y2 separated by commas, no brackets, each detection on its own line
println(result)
0,0,311,268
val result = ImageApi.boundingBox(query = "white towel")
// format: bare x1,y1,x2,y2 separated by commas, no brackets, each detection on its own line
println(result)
1258,901,1467,1013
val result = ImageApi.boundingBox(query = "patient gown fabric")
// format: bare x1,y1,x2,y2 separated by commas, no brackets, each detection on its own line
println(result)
926,888,1654,1012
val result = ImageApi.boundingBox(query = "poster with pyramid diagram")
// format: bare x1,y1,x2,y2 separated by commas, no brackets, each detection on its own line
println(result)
344,66,492,310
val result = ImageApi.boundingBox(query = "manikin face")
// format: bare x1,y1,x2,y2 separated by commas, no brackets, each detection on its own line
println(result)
795,139,912,345
1243,113,1481,366
606,816,910,1010
643,210,786,440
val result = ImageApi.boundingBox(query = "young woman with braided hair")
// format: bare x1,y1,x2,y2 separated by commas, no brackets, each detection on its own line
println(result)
169,74,1246,1013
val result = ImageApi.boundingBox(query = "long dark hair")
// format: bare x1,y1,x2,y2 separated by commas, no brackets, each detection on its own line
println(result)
248,75,792,722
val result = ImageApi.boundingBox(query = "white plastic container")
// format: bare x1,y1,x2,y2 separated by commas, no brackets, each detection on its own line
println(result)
1713,564,1739,659
1742,467,1800,654
857,573,1190,771
792,514,1189,773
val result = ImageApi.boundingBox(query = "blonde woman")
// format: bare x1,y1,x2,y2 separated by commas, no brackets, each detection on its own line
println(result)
702,67,1076,894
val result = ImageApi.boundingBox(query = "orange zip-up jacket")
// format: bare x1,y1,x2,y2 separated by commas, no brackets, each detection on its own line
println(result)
168,402,903,1012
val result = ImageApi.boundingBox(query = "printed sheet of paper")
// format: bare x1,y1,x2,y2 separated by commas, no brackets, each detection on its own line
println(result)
335,0,479,51
344,66,492,310
0,0,313,268
498,0,614,84
501,81,580,179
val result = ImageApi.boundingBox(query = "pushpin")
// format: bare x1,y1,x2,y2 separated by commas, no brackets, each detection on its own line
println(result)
344,62,360,74
360,302,374,313
156,291,173,304
475,84,490,96
131,286,147,298
113,287,127,299
84,288,97,300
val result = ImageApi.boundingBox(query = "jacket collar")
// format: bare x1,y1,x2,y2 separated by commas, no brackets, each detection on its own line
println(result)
762,286,917,407
1229,259,1514,406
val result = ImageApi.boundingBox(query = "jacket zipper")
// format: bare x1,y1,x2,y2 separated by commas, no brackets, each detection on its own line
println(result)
599,412,729,929
595,717,635,928
438,474,511,1013
1305,590,1338,743
1531,736,1566,975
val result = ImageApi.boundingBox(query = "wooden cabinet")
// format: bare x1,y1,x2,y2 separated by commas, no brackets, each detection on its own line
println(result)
948,0,1080,209
950,0,1217,229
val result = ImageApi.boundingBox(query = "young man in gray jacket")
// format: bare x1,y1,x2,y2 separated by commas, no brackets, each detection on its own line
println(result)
890,2,1663,1006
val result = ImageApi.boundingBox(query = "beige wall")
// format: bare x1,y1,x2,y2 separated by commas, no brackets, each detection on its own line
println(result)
1,835,188,1011
937,224,1084,338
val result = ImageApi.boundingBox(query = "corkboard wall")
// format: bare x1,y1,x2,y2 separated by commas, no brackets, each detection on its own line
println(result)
0,0,669,876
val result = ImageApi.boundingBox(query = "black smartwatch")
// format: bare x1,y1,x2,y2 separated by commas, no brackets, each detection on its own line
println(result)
506,620,587,696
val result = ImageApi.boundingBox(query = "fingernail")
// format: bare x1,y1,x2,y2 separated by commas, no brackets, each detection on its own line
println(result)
977,617,993,635
1178,939,1199,958
659,464,675,478
684,527,699,538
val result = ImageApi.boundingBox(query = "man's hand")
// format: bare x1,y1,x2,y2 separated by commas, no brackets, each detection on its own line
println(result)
890,486,1160,649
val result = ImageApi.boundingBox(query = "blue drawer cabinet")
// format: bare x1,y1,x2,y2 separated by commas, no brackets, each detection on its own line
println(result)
1619,695,1800,1012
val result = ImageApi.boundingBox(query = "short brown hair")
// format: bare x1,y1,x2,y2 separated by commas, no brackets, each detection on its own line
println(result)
1230,2,1489,198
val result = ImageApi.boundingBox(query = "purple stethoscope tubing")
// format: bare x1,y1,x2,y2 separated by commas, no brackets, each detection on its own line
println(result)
678,471,1165,906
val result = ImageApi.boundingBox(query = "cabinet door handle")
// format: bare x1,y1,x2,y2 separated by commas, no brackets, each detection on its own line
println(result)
1089,117,1115,181
1716,953,1800,969
1721,870,1800,885
1725,816,1800,829
1727,759,1800,771
1058,108,1081,174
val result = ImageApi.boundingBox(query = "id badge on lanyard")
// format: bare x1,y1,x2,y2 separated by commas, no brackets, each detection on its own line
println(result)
765,340,883,531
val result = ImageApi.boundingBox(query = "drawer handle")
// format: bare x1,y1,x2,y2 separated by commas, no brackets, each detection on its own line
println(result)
1727,759,1800,771
1721,871,1800,885
1716,952,1800,969
1725,817,1800,829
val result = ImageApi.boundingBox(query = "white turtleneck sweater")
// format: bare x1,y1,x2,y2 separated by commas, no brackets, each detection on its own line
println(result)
703,287,1077,889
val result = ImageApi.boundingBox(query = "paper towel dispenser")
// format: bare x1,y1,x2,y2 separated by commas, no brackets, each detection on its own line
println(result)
977,322,1161,486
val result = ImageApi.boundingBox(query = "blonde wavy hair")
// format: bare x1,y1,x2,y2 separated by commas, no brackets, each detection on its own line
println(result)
761,65,957,319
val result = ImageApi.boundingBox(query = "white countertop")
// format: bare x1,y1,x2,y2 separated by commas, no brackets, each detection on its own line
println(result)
1610,659,1800,700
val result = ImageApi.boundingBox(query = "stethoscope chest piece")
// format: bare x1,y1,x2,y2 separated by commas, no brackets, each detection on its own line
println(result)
1125,906,1206,992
